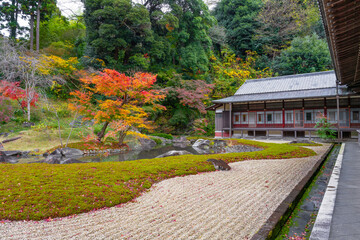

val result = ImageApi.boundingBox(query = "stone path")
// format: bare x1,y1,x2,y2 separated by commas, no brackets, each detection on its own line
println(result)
0,145,330,240
329,142,360,239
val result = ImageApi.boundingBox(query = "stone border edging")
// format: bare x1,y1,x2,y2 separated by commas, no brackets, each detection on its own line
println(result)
309,143,345,240
251,144,334,240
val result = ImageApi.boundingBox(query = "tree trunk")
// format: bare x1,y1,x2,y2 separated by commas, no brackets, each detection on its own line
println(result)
29,14,34,51
27,100,31,122
118,131,127,145
10,0,17,39
36,0,41,52
97,122,109,142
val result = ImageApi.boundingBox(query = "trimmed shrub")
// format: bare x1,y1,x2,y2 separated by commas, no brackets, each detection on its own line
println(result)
150,133,173,140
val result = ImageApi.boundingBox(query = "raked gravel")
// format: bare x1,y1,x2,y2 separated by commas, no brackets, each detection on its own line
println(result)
0,144,331,240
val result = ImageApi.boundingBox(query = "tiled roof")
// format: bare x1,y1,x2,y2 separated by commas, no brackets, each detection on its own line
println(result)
234,71,336,95
213,71,354,104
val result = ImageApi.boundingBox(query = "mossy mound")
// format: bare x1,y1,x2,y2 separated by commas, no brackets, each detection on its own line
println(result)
0,139,316,221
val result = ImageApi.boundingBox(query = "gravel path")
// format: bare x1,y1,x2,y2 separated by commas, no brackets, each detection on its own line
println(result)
0,145,330,240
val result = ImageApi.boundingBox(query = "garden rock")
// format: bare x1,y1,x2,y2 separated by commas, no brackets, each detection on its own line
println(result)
155,150,192,158
192,139,210,149
173,136,189,144
61,147,84,157
213,139,227,148
50,147,84,157
0,152,5,162
23,122,35,128
44,155,61,164
138,137,157,150
50,148,64,156
192,146,209,154
2,151,22,157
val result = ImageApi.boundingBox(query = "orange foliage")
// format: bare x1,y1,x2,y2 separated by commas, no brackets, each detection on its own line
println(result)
69,69,165,142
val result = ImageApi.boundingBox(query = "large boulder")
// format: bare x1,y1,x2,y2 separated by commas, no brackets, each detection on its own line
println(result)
61,147,84,157
155,150,193,158
138,138,157,150
192,139,210,149
50,147,84,157
44,155,61,164
192,146,209,154
1,151,22,157
128,137,157,151
213,139,227,148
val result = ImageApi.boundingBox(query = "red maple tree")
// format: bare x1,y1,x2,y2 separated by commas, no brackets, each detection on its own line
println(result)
69,69,165,144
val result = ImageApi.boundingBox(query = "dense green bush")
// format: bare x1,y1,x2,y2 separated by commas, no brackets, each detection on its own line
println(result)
150,133,173,140
0,139,316,221
150,137,162,145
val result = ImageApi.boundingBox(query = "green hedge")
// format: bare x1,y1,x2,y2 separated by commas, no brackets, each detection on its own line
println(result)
150,133,173,140
0,139,316,221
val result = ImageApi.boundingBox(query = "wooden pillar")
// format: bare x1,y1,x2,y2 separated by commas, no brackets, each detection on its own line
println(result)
295,130,297,139
241,130,243,138
348,97,351,128
229,103,232,138
324,97,327,117
282,100,285,128
309,131,312,140
222,104,225,138
266,130,269,138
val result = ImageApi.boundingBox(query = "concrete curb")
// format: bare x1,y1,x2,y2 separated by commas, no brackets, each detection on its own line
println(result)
251,144,334,240
309,143,345,240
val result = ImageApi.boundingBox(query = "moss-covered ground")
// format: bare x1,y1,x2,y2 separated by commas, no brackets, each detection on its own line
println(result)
0,139,316,221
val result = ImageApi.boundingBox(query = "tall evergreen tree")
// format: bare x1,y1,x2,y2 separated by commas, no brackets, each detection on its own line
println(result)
0,0,22,39
214,0,262,57
83,0,153,70
147,0,215,73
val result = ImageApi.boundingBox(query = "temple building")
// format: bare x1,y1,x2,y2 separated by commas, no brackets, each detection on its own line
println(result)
209,71,360,139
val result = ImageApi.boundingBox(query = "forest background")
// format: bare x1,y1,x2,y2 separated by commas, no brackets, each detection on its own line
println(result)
0,0,333,142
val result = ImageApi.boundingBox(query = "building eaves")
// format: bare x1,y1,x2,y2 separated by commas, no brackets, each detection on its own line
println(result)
213,87,352,104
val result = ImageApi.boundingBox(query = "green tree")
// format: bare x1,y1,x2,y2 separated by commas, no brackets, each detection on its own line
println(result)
147,0,215,74
255,0,322,59
255,0,305,59
39,15,86,57
274,34,332,75
83,0,153,70
20,0,57,51
0,0,23,39
214,0,262,57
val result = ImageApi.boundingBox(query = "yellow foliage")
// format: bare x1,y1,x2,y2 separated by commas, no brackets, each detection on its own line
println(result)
38,55,79,76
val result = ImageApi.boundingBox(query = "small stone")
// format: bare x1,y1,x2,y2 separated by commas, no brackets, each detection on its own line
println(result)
301,201,315,211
